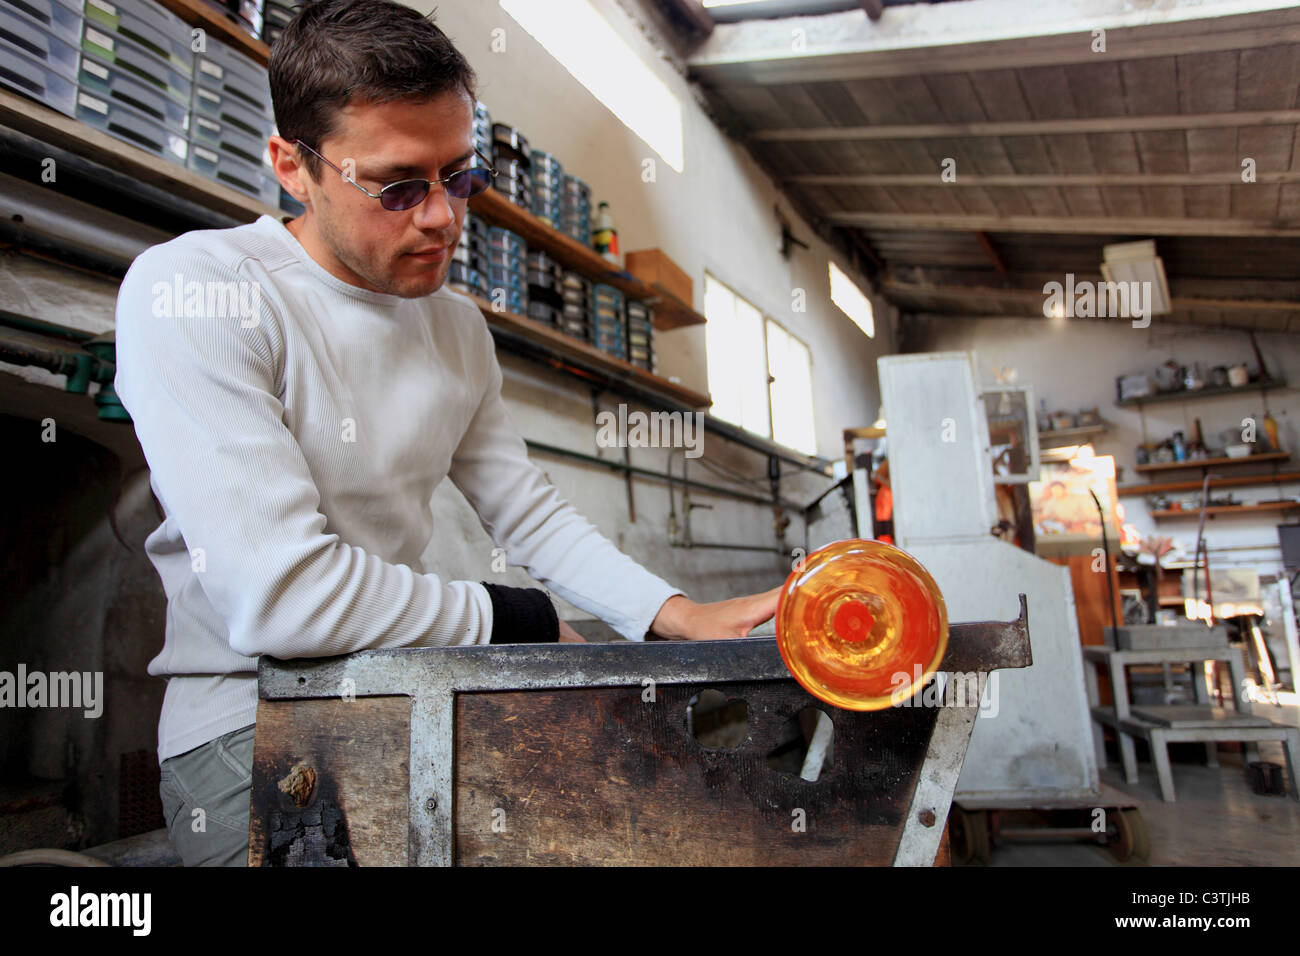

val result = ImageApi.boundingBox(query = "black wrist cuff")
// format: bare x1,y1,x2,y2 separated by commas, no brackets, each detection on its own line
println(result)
481,582,560,644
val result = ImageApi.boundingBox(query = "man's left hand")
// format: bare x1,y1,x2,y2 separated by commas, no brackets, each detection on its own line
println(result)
648,588,782,641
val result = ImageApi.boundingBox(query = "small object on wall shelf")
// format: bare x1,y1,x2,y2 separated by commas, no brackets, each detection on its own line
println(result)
469,188,705,332
1134,451,1289,473
1115,377,1288,408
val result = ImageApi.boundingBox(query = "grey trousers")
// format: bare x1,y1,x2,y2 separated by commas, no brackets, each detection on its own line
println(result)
159,723,255,867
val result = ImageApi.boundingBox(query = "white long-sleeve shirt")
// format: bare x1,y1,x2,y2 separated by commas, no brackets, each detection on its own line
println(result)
114,214,684,763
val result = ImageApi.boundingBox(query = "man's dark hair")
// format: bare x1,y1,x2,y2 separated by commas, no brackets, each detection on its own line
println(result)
269,0,477,180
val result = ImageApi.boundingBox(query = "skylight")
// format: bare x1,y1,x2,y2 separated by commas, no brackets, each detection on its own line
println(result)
499,0,684,173
828,261,875,338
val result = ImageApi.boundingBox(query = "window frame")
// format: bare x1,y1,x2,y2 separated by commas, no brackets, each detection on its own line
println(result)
703,272,817,456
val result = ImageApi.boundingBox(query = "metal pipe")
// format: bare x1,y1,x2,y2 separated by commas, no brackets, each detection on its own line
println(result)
0,170,172,272
0,309,96,343
674,542,788,553
527,439,801,555
0,125,241,235
524,438,799,508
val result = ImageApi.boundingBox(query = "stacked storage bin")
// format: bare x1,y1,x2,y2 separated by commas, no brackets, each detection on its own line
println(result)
0,0,82,117
76,0,195,164
529,150,562,228
261,0,292,45
471,100,491,160
449,211,488,300
591,284,627,361
558,174,590,244
490,123,530,213
524,247,562,327
190,33,277,206
233,0,261,37
557,270,591,343
200,0,276,42
626,300,655,372
486,226,526,315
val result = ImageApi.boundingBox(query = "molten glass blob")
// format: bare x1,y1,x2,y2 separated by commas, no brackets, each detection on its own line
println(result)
776,539,948,711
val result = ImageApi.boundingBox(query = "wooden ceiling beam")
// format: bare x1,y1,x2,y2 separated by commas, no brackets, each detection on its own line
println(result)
751,110,1300,143
785,170,1300,186
689,5,1300,83
882,279,1300,313
825,212,1300,238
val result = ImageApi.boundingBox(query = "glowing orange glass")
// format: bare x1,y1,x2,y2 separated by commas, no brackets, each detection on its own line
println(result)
776,539,948,711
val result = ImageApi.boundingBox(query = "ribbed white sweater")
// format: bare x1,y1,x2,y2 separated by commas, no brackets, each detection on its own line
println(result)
114,214,683,763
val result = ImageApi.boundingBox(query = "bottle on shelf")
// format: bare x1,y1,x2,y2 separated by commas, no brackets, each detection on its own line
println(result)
592,201,619,265
1263,411,1280,452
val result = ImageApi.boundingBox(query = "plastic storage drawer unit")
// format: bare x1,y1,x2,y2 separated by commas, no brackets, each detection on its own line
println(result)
193,36,271,122
188,140,278,206
82,0,192,78
189,111,268,166
81,18,191,105
79,53,188,133
0,2,80,79
1,0,82,48
0,40,75,114
75,87,186,164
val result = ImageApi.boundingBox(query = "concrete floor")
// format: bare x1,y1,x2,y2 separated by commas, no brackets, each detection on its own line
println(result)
960,741,1300,866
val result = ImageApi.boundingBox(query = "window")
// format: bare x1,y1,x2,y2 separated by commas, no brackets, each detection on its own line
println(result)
829,261,874,338
766,318,816,455
705,275,817,455
705,275,769,438
499,0,684,173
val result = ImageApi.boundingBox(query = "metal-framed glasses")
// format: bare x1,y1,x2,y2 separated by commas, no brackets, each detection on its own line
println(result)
295,140,498,211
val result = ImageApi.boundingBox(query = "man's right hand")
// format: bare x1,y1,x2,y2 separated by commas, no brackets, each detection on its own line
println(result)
558,621,586,643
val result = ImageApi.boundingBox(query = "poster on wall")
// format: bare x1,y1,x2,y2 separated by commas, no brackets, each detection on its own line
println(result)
1027,446,1122,557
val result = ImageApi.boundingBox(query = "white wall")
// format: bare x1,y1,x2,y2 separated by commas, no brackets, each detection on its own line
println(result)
907,314,1300,574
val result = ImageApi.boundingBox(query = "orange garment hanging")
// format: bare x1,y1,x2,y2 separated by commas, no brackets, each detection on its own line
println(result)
873,460,894,544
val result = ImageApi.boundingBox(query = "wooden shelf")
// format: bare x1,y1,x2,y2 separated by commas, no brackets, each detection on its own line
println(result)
1038,423,1107,448
467,188,706,332
1134,451,1289,473
1119,470,1300,496
1151,501,1300,519
1117,378,1288,407
0,88,276,223
470,295,711,409
155,0,270,65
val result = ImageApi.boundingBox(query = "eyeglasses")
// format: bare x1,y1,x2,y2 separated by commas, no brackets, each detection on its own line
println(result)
294,140,498,211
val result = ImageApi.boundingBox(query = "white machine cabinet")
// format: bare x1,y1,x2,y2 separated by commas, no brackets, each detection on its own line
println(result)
877,352,1099,802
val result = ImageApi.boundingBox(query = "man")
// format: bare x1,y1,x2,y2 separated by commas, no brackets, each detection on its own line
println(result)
113,0,782,866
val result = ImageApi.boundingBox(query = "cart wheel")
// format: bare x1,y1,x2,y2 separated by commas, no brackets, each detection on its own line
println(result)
1110,808,1150,863
949,807,991,865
